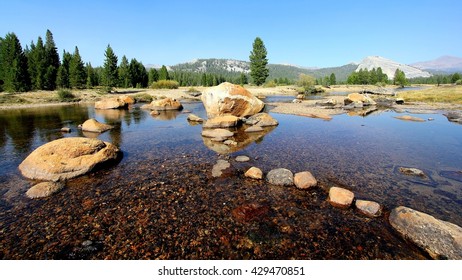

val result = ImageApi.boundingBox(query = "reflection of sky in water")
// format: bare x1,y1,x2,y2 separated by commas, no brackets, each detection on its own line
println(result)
0,100,461,225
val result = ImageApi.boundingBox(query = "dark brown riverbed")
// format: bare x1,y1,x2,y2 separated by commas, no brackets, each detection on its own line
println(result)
1,101,461,259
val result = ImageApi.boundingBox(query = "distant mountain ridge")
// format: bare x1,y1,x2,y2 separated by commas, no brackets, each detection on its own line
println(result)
355,56,432,79
170,58,357,82
411,56,462,73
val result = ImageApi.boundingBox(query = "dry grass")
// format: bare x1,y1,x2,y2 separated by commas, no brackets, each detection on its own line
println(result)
397,85,462,104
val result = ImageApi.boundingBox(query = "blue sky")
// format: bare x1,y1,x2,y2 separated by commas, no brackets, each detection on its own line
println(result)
1,0,461,67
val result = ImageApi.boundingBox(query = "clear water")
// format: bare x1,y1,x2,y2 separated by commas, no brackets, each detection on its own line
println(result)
1,100,461,259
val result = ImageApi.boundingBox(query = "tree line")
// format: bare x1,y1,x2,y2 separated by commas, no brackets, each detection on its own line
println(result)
0,30,254,93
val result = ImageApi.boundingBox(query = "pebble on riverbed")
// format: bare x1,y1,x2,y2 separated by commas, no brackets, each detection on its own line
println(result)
328,187,354,209
293,171,317,189
244,167,263,180
355,199,382,218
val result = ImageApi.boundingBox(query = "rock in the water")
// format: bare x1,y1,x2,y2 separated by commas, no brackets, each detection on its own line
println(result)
95,96,130,109
245,167,263,179
328,187,354,209
26,182,64,198
119,95,135,104
355,199,382,218
344,93,376,105
394,115,425,122
399,167,426,177
212,159,231,177
61,127,71,133
266,168,293,186
19,137,120,181
235,155,250,162
444,111,462,124
389,206,462,259
201,82,265,118
203,115,240,128
244,113,278,127
244,125,264,133
187,114,204,123
294,171,317,189
81,118,114,133
142,98,182,111
201,128,234,139
395,97,405,104
223,139,237,146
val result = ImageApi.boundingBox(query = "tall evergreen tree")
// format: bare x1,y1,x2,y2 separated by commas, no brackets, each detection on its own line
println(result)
85,62,98,88
27,37,47,90
69,46,86,88
148,68,159,85
329,73,336,85
102,44,118,90
44,29,60,90
249,37,269,86
129,58,148,88
118,55,130,88
0,32,30,92
393,69,407,87
159,65,169,80
56,50,71,88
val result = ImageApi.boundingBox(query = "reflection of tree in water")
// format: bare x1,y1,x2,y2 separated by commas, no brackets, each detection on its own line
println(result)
0,105,90,153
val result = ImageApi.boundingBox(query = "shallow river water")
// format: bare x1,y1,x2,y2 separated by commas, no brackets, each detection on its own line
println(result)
0,100,461,259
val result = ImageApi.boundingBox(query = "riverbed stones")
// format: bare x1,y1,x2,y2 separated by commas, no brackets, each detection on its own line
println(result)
266,168,293,186
389,206,462,259
355,200,382,218
18,137,120,181
344,93,376,106
244,113,279,127
212,160,231,177
328,187,354,209
244,125,264,133
81,118,114,133
187,114,204,123
245,167,263,179
203,115,240,128
201,82,265,118
26,182,65,199
235,155,250,162
394,115,425,122
399,167,426,177
293,171,317,189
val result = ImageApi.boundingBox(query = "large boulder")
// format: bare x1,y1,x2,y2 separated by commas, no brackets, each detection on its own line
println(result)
142,98,183,111
81,118,114,133
201,82,265,118
344,93,376,106
389,206,462,259
95,96,132,109
19,137,120,181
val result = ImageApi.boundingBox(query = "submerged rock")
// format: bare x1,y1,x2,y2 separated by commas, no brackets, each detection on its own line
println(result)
293,171,317,189
389,206,462,259
212,159,231,177
328,187,354,209
266,168,293,186
245,167,263,180
399,167,426,177
19,137,120,181
187,114,204,123
26,182,64,198
244,125,264,133
355,200,382,218
201,129,234,139
81,118,114,133
201,82,264,118
235,155,250,162
394,115,425,122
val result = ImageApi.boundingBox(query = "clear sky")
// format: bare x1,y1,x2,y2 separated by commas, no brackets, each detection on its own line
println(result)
1,0,461,67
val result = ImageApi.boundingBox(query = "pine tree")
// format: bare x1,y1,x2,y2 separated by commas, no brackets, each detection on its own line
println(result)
249,37,269,86
148,68,159,85
27,37,47,90
329,73,336,85
102,44,118,90
159,65,169,80
201,73,207,86
239,73,248,85
44,29,60,90
118,55,130,88
56,50,71,88
0,32,30,92
393,69,407,87
69,46,86,88
85,62,97,88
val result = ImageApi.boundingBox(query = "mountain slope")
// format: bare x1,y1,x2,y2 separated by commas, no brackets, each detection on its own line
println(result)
356,56,432,79
411,56,462,73
171,58,357,82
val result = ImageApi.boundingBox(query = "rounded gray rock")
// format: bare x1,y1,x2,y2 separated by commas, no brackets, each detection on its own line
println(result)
266,168,293,186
